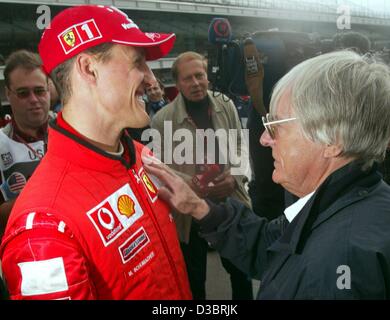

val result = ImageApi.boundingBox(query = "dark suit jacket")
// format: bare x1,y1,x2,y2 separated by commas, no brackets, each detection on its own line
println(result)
199,162,390,299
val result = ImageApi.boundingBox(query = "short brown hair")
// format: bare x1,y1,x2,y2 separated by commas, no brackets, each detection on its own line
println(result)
4,50,43,88
50,43,115,105
171,51,207,82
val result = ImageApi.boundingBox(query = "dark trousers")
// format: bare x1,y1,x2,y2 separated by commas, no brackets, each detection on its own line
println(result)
180,222,253,300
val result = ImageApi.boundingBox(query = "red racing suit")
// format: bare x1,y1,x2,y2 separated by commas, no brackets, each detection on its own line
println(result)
0,114,192,300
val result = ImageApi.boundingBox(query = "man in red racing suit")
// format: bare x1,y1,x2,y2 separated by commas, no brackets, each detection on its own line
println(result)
0,5,191,300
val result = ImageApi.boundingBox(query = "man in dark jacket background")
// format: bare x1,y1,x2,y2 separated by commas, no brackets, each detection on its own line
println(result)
144,50,390,299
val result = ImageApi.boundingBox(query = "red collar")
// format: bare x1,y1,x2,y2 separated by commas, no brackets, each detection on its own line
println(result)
48,112,136,172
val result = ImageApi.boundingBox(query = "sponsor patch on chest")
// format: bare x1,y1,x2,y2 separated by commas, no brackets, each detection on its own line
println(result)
86,184,144,246
118,227,150,264
138,167,159,203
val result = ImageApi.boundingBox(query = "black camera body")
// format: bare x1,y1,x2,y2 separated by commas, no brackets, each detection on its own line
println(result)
208,30,321,100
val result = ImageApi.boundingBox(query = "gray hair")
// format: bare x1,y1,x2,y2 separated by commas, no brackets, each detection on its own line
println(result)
270,50,390,169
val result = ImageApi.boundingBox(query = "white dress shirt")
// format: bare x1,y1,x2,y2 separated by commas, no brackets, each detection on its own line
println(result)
284,191,315,223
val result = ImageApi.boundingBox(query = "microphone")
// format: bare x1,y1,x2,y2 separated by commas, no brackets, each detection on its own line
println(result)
208,18,232,45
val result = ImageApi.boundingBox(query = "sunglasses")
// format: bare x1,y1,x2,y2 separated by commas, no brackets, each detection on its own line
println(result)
8,87,48,99
262,113,297,139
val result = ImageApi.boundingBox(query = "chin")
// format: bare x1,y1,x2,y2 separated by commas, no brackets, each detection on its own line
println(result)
131,114,150,129
272,170,282,185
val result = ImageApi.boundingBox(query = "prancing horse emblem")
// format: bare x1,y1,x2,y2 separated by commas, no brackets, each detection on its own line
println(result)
63,31,76,47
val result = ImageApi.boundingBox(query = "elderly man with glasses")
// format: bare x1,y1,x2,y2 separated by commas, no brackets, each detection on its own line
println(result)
144,50,390,299
0,50,52,240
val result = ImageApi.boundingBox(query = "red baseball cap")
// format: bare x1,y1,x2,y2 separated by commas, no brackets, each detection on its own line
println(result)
38,5,176,74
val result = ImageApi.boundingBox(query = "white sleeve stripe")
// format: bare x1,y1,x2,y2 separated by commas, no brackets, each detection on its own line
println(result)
18,257,69,296
25,212,36,230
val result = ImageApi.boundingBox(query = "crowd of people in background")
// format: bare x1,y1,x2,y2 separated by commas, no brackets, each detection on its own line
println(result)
0,4,390,300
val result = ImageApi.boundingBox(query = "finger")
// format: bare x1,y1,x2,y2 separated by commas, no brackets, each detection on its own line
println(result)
141,154,162,165
144,163,175,188
144,158,177,179
142,155,178,179
158,187,174,203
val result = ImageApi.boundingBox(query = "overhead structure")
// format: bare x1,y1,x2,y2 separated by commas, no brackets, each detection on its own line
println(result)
0,0,390,26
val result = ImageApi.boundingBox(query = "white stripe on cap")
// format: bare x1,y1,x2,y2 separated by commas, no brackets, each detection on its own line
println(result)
18,257,69,296
25,212,36,230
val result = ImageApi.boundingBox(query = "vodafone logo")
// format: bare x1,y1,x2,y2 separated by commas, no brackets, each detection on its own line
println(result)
97,207,115,230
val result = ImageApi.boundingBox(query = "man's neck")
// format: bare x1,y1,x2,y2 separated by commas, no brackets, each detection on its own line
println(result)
288,158,354,198
13,120,43,141
62,106,122,153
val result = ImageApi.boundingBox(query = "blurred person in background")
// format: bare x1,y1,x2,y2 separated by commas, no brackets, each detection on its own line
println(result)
0,50,51,240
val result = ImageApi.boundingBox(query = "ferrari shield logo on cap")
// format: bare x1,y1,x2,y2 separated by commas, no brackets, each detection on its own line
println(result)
58,19,102,54
63,30,76,47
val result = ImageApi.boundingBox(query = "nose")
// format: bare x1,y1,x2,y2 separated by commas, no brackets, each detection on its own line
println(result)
260,129,274,147
192,76,200,86
28,91,40,103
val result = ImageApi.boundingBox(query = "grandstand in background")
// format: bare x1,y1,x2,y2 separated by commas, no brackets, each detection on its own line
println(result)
1,0,390,103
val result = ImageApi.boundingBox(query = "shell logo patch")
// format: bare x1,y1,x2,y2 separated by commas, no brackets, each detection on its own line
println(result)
117,195,135,218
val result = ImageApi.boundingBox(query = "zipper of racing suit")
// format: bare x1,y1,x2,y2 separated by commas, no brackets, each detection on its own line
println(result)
128,167,185,298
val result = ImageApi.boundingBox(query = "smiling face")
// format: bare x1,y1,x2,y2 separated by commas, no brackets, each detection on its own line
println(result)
6,67,50,132
175,58,208,102
93,45,154,129
260,92,328,197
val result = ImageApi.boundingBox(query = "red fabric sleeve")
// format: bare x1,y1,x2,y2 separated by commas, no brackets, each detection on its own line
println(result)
1,220,96,300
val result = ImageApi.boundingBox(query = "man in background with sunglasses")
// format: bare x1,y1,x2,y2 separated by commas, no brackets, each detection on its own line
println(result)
144,50,390,299
0,50,51,240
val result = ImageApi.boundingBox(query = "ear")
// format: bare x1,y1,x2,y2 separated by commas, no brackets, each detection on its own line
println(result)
324,144,343,158
74,53,98,84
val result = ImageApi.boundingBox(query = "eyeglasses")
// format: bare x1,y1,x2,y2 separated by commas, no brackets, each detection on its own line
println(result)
8,87,48,99
262,113,297,139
